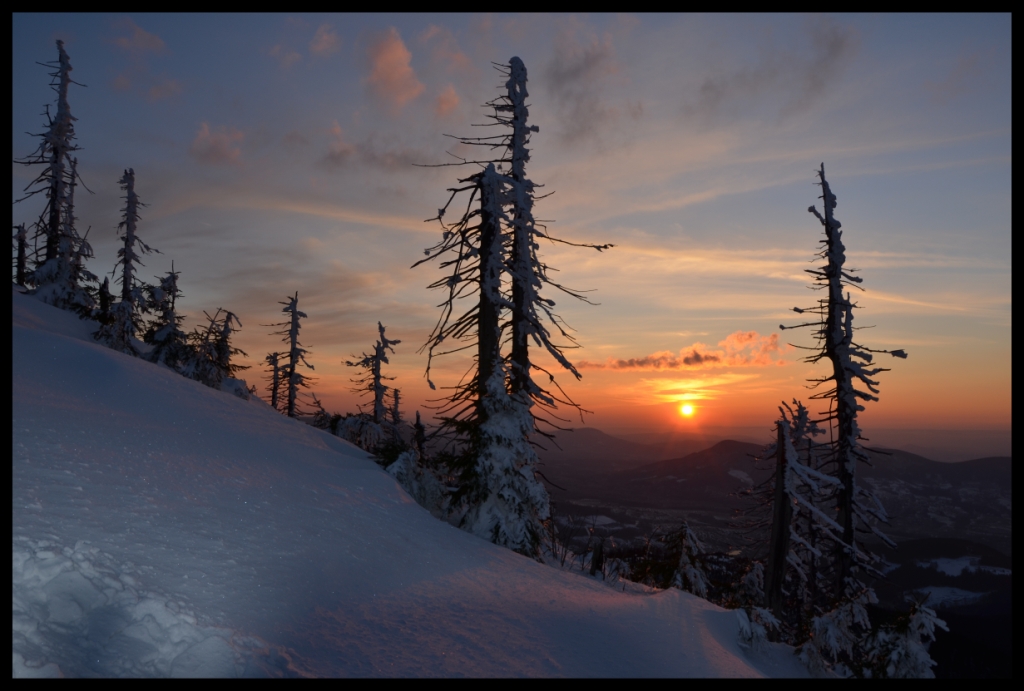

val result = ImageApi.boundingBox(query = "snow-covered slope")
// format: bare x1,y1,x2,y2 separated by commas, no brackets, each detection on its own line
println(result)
12,287,807,678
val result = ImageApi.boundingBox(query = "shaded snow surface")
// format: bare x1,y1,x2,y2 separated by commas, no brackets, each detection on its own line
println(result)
12,287,808,678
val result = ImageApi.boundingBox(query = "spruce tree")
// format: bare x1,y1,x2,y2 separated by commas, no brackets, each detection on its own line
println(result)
780,163,906,590
414,58,611,559
273,293,314,418
144,265,189,369
14,40,95,312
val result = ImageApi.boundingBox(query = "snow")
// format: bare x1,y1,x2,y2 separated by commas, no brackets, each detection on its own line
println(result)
12,288,808,677
912,587,989,609
915,557,1011,578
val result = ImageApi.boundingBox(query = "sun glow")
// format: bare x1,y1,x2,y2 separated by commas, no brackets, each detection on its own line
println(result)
680,404,695,417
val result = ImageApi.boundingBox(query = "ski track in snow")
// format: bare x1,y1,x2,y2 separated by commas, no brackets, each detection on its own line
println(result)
12,288,808,678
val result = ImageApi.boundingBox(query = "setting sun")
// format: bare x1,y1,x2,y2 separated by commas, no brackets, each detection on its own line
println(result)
680,404,695,417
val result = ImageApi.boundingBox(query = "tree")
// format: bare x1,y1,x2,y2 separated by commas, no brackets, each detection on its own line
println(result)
263,352,286,412
13,224,28,287
180,308,248,389
144,265,189,369
94,169,158,354
345,322,400,424
413,58,610,559
780,163,906,590
773,164,924,675
14,40,95,313
272,293,314,418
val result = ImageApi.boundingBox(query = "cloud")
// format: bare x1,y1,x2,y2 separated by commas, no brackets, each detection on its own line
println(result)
434,84,459,117
683,16,859,123
112,18,165,55
322,121,355,167
269,44,302,68
189,123,244,165
364,27,424,113
578,330,788,370
310,24,341,58
544,22,629,145
320,121,427,172
925,48,992,103
148,77,182,102
419,24,473,73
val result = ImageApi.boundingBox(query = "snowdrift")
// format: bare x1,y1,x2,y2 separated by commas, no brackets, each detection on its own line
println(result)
12,287,806,677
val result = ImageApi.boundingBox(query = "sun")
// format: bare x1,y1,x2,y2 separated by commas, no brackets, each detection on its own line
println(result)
680,404,695,417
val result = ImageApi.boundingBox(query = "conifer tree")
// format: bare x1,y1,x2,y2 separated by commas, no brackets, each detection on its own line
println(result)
143,265,189,369
180,308,248,388
95,169,158,354
263,352,285,412
273,293,314,418
13,224,28,287
14,40,95,312
345,322,400,425
414,58,610,559
780,163,906,590
771,164,928,676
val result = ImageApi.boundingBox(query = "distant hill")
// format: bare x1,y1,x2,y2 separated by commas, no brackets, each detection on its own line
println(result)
540,431,1011,555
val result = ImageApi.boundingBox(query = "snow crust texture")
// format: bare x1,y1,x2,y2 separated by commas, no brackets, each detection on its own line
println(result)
12,290,807,678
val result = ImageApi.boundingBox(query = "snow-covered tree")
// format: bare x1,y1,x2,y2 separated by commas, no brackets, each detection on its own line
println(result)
273,293,314,418
859,598,947,678
345,322,400,424
414,58,610,559
143,266,189,369
780,163,906,590
179,308,248,389
14,41,96,313
95,169,158,353
668,521,710,599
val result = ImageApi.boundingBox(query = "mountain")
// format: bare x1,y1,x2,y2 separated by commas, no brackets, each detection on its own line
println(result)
543,435,1011,555
11,286,806,678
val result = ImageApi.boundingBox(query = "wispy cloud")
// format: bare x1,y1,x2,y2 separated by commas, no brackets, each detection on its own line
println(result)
320,121,428,172
925,48,993,103
269,44,302,69
147,77,182,102
683,16,859,124
111,17,166,55
109,18,175,97
545,21,628,144
309,24,341,58
189,122,244,165
419,25,473,73
365,27,425,113
579,331,789,370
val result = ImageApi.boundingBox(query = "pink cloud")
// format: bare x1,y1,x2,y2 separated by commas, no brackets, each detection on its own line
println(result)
189,123,244,165
112,18,165,55
419,24,473,73
269,44,302,69
365,27,424,113
148,77,182,102
578,331,789,370
310,24,341,57
434,84,459,117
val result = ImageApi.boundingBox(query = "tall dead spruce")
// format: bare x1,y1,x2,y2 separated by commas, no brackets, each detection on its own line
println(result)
14,40,95,314
414,57,611,559
768,164,934,675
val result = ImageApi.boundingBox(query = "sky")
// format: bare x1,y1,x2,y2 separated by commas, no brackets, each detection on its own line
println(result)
11,13,1011,439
